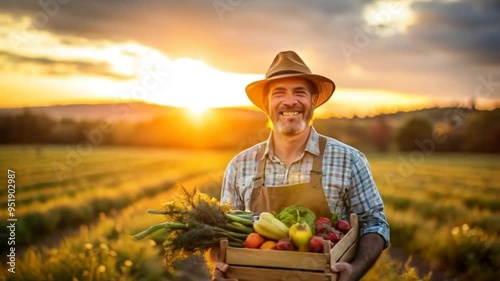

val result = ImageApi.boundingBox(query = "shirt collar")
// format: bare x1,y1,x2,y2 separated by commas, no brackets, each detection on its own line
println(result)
305,127,321,156
261,127,321,161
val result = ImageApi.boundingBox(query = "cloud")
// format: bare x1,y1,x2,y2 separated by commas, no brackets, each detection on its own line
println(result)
2,0,498,68
0,0,364,72
0,50,133,80
409,0,500,64
0,0,499,103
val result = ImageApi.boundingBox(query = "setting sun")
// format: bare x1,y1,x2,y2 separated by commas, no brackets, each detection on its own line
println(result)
187,104,208,115
141,56,261,110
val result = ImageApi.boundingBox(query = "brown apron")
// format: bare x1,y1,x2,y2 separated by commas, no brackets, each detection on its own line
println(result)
250,135,331,218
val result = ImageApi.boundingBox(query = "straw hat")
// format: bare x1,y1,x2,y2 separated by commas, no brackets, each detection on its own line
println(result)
245,50,335,113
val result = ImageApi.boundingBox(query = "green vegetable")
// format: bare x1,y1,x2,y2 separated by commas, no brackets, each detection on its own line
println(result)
224,213,254,226
130,222,187,240
224,222,253,234
129,185,252,272
275,206,316,235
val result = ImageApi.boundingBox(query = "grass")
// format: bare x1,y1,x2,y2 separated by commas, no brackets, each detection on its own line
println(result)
368,152,500,280
0,146,498,280
0,146,234,250
0,145,233,281
1,174,219,281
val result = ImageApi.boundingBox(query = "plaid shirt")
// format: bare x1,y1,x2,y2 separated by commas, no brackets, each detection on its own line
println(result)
221,127,390,247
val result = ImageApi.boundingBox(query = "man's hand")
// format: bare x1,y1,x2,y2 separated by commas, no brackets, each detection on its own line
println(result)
331,233,385,281
212,267,238,281
212,268,226,281
331,262,357,281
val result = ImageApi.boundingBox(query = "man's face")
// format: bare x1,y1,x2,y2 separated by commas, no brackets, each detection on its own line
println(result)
266,77,315,135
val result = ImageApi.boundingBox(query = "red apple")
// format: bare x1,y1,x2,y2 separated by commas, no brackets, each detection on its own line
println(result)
323,228,341,244
309,236,324,253
275,238,294,251
335,220,351,234
314,217,331,234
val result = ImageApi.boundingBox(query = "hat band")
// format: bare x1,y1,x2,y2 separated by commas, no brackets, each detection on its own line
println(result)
267,70,309,79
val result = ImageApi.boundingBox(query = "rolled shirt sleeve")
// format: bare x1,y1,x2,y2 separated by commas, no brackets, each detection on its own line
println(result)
349,152,390,248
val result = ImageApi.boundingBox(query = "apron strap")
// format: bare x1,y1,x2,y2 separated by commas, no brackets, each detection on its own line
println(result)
253,144,267,188
311,135,327,188
253,135,328,189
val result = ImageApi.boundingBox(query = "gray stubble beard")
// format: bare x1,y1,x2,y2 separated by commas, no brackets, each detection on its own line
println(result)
274,107,313,135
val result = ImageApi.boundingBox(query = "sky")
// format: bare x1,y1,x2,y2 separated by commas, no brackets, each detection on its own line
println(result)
0,0,499,117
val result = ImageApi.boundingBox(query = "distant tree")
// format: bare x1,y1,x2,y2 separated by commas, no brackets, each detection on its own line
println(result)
0,115,9,143
49,118,82,143
434,122,464,152
371,115,392,152
15,110,39,144
343,124,371,150
397,118,433,151
463,110,500,153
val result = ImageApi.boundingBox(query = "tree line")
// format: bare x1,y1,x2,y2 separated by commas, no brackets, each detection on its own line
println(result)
0,107,498,153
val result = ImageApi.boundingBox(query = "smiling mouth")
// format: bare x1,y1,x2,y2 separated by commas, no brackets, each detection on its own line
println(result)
281,111,301,116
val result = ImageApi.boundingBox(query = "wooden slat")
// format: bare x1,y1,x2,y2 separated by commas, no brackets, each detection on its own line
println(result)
338,239,358,263
226,265,336,281
330,213,359,263
322,239,333,275
226,248,328,271
220,239,228,261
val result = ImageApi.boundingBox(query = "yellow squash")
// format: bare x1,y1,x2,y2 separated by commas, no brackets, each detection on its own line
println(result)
253,212,289,240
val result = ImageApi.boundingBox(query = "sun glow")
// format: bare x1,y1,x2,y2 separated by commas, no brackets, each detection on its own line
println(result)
188,104,208,115
316,89,432,118
362,0,416,37
1,11,467,118
0,12,260,112
140,56,262,112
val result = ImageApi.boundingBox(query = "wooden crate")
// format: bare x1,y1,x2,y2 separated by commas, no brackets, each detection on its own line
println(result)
219,213,359,281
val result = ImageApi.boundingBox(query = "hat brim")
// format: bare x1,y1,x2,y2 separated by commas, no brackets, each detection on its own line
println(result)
245,73,336,113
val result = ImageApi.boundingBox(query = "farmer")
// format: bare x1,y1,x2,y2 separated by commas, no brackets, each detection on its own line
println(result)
217,50,390,281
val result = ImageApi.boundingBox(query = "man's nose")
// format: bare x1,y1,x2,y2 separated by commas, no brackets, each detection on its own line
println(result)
281,94,298,106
